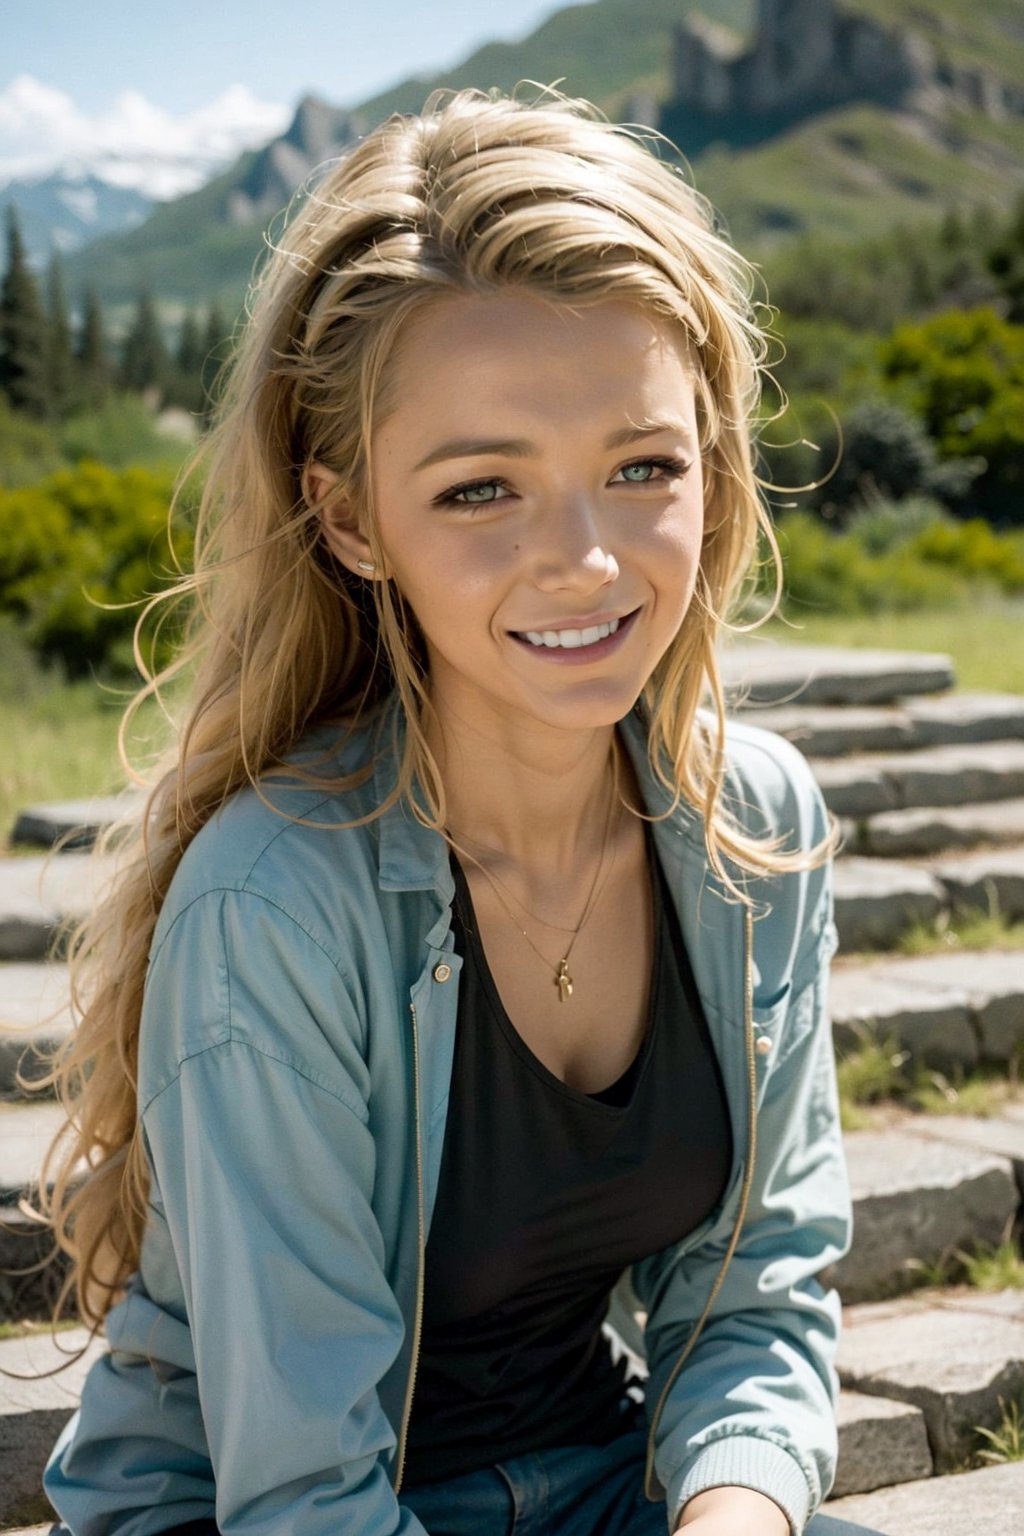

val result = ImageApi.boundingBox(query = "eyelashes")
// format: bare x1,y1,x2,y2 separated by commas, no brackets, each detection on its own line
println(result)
431,456,693,510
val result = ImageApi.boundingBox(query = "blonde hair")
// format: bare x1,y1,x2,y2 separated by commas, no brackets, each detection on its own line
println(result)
26,87,828,1339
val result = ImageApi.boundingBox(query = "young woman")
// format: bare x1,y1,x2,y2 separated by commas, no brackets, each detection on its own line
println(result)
37,89,879,1536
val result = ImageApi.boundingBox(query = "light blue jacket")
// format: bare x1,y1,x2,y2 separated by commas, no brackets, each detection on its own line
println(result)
45,704,850,1536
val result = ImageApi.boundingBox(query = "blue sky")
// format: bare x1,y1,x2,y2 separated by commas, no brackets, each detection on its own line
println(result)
6,0,567,114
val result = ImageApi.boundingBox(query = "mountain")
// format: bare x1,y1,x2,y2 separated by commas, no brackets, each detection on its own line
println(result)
56,0,1024,322
1,172,153,264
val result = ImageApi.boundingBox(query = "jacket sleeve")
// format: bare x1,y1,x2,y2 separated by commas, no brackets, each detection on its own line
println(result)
44,887,429,1536
634,859,851,1535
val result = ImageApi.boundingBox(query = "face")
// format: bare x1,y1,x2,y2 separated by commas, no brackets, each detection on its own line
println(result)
364,291,706,742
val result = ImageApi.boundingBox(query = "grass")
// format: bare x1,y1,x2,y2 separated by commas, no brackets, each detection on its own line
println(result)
759,594,1024,694
975,1396,1024,1465
835,1023,1022,1130
895,906,1024,957
0,635,129,850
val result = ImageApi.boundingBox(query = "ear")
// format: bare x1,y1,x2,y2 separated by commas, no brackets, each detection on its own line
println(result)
304,462,380,579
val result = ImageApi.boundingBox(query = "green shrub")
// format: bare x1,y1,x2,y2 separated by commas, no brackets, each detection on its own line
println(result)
0,461,193,675
769,509,961,614
909,517,1024,590
0,396,62,487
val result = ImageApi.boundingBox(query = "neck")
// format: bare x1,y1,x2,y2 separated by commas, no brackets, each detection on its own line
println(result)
430,712,620,877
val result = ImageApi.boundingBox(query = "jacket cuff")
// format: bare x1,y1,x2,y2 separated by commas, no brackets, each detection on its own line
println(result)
668,1436,812,1534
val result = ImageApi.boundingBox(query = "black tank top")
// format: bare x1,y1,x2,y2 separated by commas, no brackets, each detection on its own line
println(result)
402,838,733,1485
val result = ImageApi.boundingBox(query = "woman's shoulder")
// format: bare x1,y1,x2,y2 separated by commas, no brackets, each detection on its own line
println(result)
718,714,829,853
154,718,385,941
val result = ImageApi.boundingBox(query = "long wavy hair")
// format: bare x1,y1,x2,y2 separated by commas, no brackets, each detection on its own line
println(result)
25,87,830,1340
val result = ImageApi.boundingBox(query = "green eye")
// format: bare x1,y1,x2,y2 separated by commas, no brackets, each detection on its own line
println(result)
620,463,654,482
461,481,501,502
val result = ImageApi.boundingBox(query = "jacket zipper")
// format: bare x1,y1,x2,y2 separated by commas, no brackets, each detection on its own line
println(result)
643,905,758,1499
393,1001,426,1494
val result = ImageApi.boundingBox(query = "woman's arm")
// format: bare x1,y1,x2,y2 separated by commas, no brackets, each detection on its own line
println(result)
675,1486,791,1534
46,886,429,1536
636,852,851,1536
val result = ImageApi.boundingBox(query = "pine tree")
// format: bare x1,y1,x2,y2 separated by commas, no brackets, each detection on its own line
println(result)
76,287,110,399
168,309,205,412
200,302,229,422
119,288,170,398
0,204,50,417
44,251,76,418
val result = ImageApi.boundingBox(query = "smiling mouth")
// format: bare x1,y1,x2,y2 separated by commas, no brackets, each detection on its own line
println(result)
511,609,639,650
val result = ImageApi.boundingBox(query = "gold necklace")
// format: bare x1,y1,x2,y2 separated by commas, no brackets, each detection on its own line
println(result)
451,770,620,1003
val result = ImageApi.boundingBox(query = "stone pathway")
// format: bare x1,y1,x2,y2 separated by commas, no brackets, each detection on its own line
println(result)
2,642,1024,1532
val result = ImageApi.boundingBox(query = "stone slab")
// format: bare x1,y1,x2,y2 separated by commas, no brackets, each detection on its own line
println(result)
829,949,1024,1067
900,1106,1024,1200
10,793,142,852
830,1132,1018,1302
857,799,1024,858
0,1326,105,1526
830,961,977,1068
931,845,1024,923
812,760,901,818
861,950,1024,1063
825,1460,1024,1534
837,1290,1024,1469
718,642,954,706
905,690,1024,746
0,965,73,1097
0,1100,76,1203
834,1389,932,1498
814,741,1024,818
733,703,917,758
833,859,946,953
0,856,117,963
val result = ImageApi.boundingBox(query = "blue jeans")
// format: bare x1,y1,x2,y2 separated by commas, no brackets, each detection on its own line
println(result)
399,1411,886,1536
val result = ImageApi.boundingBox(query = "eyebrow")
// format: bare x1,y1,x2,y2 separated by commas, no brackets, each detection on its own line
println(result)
413,420,692,473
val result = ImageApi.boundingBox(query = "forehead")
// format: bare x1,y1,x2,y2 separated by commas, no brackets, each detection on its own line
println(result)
377,291,699,440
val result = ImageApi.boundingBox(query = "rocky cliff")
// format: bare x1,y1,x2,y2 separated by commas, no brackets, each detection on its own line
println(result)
670,0,1024,129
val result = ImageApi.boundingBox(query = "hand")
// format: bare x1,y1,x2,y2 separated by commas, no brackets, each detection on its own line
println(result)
674,1485,790,1535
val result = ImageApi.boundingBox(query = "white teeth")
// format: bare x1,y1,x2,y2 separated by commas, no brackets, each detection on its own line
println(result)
521,617,621,649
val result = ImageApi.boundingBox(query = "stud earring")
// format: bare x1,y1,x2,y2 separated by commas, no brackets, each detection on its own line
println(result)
356,560,376,574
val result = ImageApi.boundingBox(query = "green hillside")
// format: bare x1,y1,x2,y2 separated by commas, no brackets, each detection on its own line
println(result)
62,0,1024,322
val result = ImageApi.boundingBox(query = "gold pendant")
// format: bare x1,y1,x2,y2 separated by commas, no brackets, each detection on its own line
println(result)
555,959,573,1002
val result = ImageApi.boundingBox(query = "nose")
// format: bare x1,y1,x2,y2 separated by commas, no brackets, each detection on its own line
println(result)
531,493,620,594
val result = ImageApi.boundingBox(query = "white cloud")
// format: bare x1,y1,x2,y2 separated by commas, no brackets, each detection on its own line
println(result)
0,75,291,196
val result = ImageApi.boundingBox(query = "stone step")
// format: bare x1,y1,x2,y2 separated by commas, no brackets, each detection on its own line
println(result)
829,949,1024,1070
720,642,955,706
825,1460,1024,1534
9,794,143,853
833,858,945,952
0,1325,105,1528
834,1389,932,1499
833,845,1024,951
1,965,73,1098
0,856,118,963
927,844,1024,924
831,1129,1020,1304
812,741,1024,819
0,1100,79,1207
836,1289,1024,1472
736,691,1024,759
848,797,1024,858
